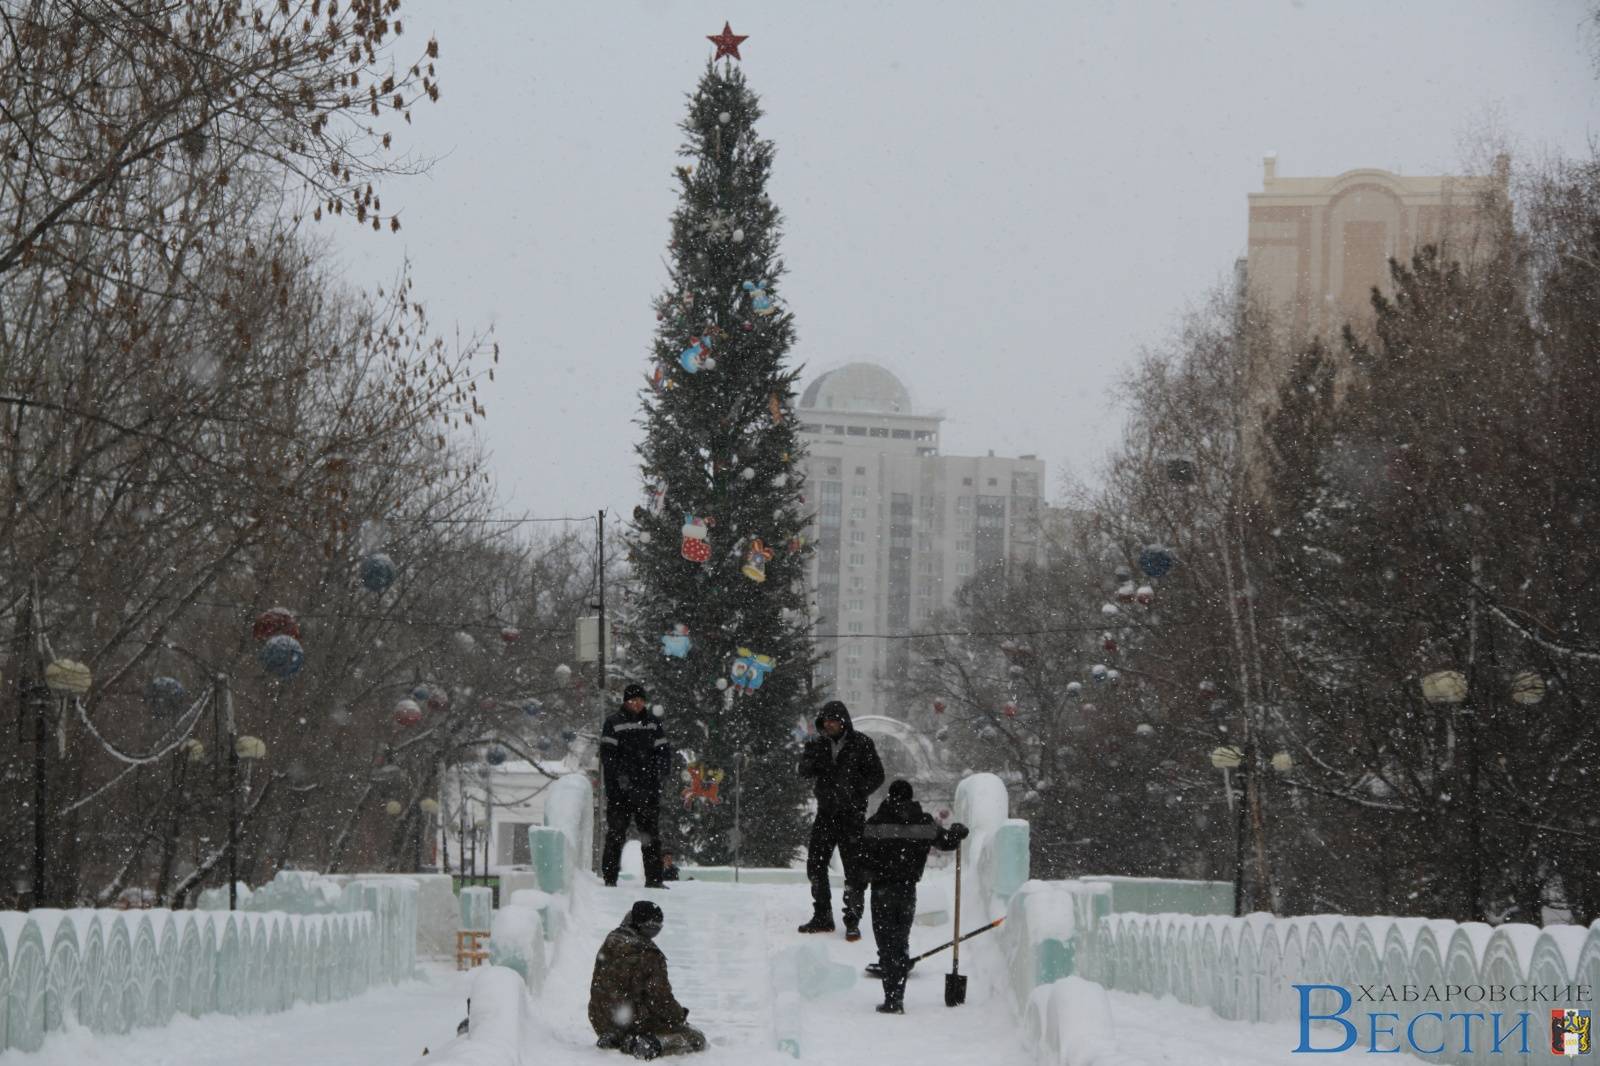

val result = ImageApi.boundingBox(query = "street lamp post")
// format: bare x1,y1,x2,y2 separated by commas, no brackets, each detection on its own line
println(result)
1211,743,1248,916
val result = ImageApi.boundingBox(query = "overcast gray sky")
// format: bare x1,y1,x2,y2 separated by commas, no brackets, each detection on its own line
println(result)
336,0,1598,523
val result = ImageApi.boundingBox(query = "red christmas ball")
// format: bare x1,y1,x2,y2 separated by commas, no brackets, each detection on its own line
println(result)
1003,701,1018,718
932,699,945,714
252,607,300,642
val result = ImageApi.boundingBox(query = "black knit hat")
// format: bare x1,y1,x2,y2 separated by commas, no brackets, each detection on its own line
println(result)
887,779,914,802
622,683,648,704
818,699,849,725
629,900,663,927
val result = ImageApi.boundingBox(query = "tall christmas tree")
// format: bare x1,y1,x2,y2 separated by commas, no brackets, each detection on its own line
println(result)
629,27,814,866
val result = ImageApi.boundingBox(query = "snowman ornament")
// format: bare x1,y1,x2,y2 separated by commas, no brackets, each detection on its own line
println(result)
742,280,776,316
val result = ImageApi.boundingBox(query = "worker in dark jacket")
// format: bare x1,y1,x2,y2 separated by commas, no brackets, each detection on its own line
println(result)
859,779,967,1014
797,700,885,939
590,900,707,1058
600,684,674,888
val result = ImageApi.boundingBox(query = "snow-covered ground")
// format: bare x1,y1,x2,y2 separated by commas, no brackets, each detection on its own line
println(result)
0,874,1431,1066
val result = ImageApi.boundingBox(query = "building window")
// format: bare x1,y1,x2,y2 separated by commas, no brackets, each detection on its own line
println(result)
956,560,972,576
962,477,973,486
958,516,974,532
918,577,935,596
847,665,863,681
869,427,889,437
855,466,867,475
825,424,846,435
800,423,821,434
917,447,936,457
892,429,911,439
918,559,935,574
956,496,972,513
847,425,868,436
847,621,864,634
914,431,934,441
826,463,840,476
848,507,866,521
847,598,864,612
845,645,862,662
851,485,867,497
917,535,932,552
849,576,866,591
987,477,998,487
850,530,866,544
848,552,865,566
956,539,972,553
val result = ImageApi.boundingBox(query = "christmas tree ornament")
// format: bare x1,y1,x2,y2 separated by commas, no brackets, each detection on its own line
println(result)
718,111,732,124
182,738,206,763
1210,746,1244,770
1138,544,1175,579
742,320,754,331
678,334,715,373
1135,723,1155,737
742,279,775,315
1107,669,1121,684
729,648,775,692
646,365,674,393
1198,679,1217,700
680,514,713,563
486,746,507,766
1101,602,1118,617
385,800,404,817
682,763,725,806
1003,701,1018,718
932,699,945,714
715,677,729,690
419,798,440,815
521,698,544,719
500,626,522,644
146,676,188,714
647,484,666,515
1116,582,1136,603
45,658,93,695
1091,664,1109,684
235,735,267,760
1102,632,1118,654
1509,670,1545,705
359,553,397,593
554,663,573,685
427,688,449,712
1271,751,1294,773
412,684,432,702
661,623,692,658
707,21,748,60
935,726,949,742
732,228,745,243
1066,681,1083,699
259,635,305,678
252,607,300,642
454,630,478,654
560,728,578,743
741,539,774,582
393,699,423,727
786,533,807,554
1136,585,1155,606
740,466,756,480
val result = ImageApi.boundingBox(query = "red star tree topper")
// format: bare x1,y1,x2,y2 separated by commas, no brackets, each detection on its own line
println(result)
707,21,748,61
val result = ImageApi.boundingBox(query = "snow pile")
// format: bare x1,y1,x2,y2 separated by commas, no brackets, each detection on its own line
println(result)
1023,976,1156,1066
954,773,1030,922
540,773,594,887
488,901,547,994
409,965,535,1066
999,879,1111,1013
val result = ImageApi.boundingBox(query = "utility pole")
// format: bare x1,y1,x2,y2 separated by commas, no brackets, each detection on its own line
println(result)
594,508,607,872
16,582,51,908
218,674,239,911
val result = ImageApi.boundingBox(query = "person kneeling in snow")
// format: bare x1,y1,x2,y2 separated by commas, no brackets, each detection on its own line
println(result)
859,780,967,1014
589,900,707,1059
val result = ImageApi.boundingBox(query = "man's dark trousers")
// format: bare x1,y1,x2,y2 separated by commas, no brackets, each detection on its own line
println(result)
870,879,917,1005
807,806,867,924
601,787,663,885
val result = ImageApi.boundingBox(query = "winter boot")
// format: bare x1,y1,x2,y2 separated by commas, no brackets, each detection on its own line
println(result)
844,921,862,942
623,1033,663,1060
595,1032,624,1050
875,1000,905,1014
797,911,835,934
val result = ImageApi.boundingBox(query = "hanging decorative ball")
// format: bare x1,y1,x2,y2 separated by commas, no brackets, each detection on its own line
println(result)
1210,745,1244,770
182,738,206,762
715,677,730,691
1101,603,1118,617
485,746,507,766
1271,751,1294,773
535,736,553,753
384,800,404,817
554,663,573,685
935,726,949,742
1198,679,1218,699
1116,582,1136,603
419,798,440,815
259,635,305,679
427,688,449,712
1420,670,1468,705
932,699,945,714
1066,681,1083,698
1081,702,1097,714
393,699,423,727
1135,723,1155,737
1138,545,1175,579
1508,671,1545,705
235,735,267,760
1102,632,1118,654
251,607,301,642
560,728,578,743
1135,585,1155,606
146,675,188,714
1091,664,1109,684
521,698,544,719
1114,566,1132,583
718,110,732,124
454,630,478,654
1002,701,1018,718
45,658,93,695
739,466,756,481
1107,669,1121,685
731,228,745,243
359,553,397,593
652,704,665,717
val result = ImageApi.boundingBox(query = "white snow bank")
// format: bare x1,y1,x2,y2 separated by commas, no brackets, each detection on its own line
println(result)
409,966,534,1066
1024,976,1154,1066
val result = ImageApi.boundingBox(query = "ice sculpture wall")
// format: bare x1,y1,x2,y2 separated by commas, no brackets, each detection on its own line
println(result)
0,876,417,1053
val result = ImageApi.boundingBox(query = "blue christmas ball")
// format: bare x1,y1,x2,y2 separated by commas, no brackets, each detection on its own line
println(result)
521,698,544,719
485,746,507,766
359,553,397,593
146,675,188,714
535,737,553,753
259,635,305,678
1138,544,1175,579
412,685,432,702
560,728,578,743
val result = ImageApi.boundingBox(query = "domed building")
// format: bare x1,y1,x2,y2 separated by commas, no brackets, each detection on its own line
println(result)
794,361,1045,723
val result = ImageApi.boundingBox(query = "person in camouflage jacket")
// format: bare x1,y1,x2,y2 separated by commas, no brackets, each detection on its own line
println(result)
589,900,707,1059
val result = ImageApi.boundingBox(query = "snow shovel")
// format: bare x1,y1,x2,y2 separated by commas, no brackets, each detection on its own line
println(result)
863,918,1004,977
945,845,967,1007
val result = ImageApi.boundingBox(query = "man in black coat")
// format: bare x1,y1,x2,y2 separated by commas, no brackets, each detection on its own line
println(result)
797,700,884,940
859,779,967,1014
600,684,674,889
